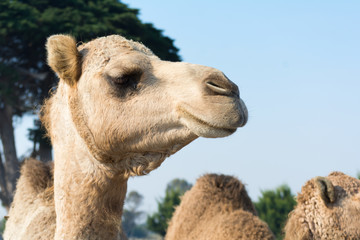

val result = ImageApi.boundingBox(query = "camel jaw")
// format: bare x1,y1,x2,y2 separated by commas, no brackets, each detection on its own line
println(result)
177,98,247,138
177,108,237,138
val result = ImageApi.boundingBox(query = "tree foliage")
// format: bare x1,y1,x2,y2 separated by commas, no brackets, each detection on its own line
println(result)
166,178,193,194
28,119,52,162
122,191,147,238
147,179,192,236
0,0,181,209
254,185,296,240
0,0,180,117
0,218,5,238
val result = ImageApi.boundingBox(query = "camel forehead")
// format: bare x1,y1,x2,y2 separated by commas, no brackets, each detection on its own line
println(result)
79,35,155,56
78,35,157,70
327,172,360,196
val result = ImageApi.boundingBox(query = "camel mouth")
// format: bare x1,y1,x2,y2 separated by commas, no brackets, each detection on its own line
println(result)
177,106,238,138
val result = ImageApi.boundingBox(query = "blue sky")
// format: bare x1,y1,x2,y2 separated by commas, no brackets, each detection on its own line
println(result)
124,0,360,212
2,1,360,217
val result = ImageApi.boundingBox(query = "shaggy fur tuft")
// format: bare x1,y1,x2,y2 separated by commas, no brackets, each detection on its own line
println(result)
195,173,257,213
17,158,53,200
165,174,275,240
46,34,81,86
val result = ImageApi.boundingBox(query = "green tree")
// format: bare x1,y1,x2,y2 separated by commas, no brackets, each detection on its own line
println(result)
122,191,147,238
147,179,192,236
0,218,5,237
0,0,181,210
166,178,193,194
254,185,296,240
28,119,52,162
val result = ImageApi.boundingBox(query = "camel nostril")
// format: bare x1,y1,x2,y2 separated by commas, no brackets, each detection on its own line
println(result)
206,81,230,95
205,80,239,98
203,72,240,97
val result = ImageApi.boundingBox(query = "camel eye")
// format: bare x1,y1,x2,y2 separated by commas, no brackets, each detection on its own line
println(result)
111,69,143,89
113,76,129,85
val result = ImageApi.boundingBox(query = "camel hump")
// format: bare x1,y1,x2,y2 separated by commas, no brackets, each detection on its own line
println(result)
197,173,257,214
18,158,53,197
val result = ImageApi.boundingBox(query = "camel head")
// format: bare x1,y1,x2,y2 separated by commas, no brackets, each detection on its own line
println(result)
284,172,360,240
45,34,247,175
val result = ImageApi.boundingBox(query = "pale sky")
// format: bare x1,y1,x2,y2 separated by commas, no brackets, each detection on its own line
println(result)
2,0,360,218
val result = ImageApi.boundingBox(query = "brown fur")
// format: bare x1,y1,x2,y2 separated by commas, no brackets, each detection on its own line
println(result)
19,158,53,196
284,172,360,240
4,159,55,240
166,174,275,240
4,34,247,240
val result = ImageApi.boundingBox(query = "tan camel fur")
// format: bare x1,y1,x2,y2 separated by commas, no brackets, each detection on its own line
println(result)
4,34,247,240
284,172,360,240
165,174,275,240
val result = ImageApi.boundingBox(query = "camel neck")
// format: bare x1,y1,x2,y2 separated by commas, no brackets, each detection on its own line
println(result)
50,88,128,239
53,144,128,240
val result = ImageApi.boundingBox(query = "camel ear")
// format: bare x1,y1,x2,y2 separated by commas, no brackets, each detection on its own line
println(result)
46,34,81,87
315,177,336,204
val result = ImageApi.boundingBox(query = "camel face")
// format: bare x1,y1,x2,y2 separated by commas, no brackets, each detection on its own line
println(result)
284,172,360,239
47,35,247,162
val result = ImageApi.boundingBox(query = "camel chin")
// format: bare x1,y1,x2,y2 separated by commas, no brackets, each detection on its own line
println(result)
180,115,238,138
178,99,247,138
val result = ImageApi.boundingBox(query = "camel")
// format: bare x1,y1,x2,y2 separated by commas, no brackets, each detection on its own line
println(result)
165,174,275,240
3,34,247,240
284,172,360,240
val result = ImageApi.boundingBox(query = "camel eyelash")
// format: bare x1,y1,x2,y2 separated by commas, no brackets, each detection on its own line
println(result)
106,68,143,90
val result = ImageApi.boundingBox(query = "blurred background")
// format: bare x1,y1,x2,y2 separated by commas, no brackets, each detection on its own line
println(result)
0,1,359,239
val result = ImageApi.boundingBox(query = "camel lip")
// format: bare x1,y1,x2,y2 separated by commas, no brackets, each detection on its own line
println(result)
176,106,238,134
